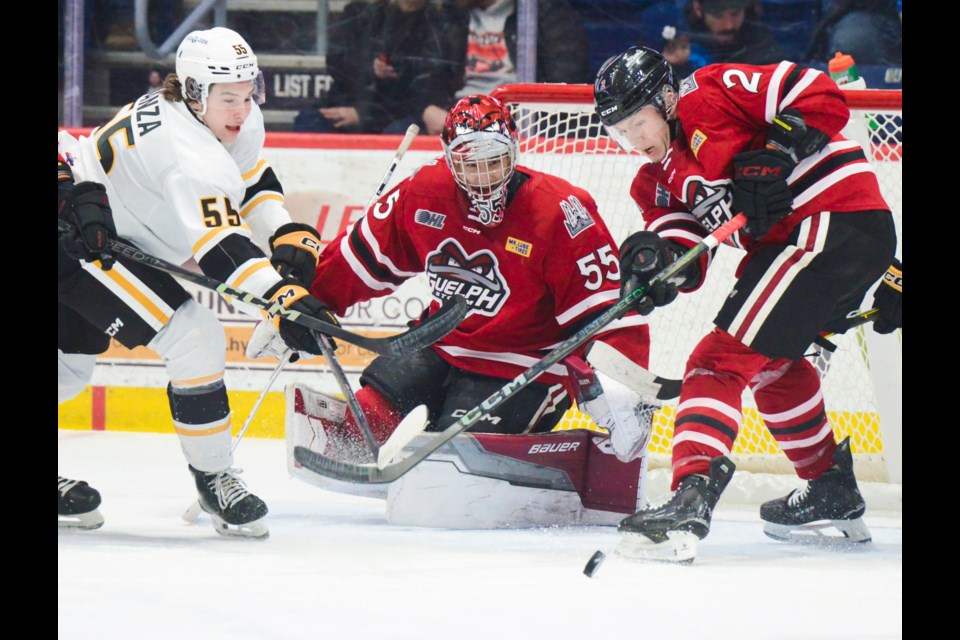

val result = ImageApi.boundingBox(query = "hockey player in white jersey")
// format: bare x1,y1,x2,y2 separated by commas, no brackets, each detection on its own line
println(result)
57,28,336,537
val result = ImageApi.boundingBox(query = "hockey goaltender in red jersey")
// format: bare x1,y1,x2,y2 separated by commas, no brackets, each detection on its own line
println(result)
593,46,899,560
282,95,662,527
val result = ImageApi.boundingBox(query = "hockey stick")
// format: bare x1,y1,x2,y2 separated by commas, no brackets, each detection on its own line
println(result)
589,308,882,401
182,352,293,523
585,341,682,401
364,123,419,215
316,334,381,458
57,220,467,357
294,213,748,483
310,123,429,460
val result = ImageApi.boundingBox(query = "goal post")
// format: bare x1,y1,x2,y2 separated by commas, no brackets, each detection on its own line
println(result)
491,83,903,486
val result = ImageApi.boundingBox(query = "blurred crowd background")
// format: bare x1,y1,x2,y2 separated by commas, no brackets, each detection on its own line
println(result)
58,0,902,132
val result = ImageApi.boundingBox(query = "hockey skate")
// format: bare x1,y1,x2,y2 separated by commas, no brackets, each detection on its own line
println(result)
189,466,269,539
59,475,104,530
760,437,871,545
615,456,735,563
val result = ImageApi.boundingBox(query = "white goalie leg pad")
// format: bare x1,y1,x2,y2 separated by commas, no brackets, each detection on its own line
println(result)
580,371,658,463
58,350,96,403
284,382,388,499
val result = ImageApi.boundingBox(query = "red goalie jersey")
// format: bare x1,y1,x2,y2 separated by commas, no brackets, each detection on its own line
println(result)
312,159,649,386
632,61,891,263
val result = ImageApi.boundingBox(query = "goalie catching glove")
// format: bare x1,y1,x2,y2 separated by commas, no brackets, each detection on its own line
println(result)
269,222,323,285
619,231,699,315
872,259,901,334
254,280,340,357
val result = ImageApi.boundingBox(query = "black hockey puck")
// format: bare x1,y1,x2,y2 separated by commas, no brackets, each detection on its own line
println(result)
583,550,606,578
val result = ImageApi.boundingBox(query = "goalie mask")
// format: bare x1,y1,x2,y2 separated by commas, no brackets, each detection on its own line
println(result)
594,46,678,153
441,95,519,227
176,27,265,116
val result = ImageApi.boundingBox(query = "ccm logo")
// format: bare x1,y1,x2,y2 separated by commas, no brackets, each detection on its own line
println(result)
600,105,618,117
739,166,783,177
528,442,580,454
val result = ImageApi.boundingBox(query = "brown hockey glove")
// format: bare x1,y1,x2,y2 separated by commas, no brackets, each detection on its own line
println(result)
732,148,795,240
872,259,902,334
265,280,340,354
269,222,323,286
58,182,118,270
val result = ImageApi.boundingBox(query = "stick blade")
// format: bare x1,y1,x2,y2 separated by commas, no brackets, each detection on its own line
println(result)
386,295,468,356
377,405,430,470
586,341,681,400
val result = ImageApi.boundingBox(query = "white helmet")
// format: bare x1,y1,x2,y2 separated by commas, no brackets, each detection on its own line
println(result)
175,27,265,115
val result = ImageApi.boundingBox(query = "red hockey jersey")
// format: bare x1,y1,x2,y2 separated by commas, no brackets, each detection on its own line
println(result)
631,61,891,268
312,159,649,385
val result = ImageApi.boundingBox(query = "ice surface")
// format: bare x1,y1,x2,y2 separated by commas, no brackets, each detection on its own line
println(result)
59,431,902,640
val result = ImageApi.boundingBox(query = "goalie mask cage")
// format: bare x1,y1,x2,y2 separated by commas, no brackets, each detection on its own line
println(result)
491,84,902,490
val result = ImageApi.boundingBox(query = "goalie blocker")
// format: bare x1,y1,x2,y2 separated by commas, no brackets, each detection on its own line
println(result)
285,382,648,528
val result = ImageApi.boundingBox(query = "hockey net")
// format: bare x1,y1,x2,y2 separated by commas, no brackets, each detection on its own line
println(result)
492,84,903,485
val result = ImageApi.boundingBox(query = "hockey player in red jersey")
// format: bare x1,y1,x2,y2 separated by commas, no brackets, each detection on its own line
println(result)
281,95,660,525
593,46,898,556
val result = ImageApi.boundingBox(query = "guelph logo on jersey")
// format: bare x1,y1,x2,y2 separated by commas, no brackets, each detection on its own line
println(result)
414,209,446,229
425,239,510,316
681,176,735,231
560,195,594,238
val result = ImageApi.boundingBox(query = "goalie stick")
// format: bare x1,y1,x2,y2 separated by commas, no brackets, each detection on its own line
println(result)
57,220,467,357
294,213,749,483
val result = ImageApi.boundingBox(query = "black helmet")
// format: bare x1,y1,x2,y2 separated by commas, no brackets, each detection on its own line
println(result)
594,46,677,128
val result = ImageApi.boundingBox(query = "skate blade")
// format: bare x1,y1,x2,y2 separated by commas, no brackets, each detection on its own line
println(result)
763,518,872,546
58,510,105,531
615,530,699,564
209,514,270,540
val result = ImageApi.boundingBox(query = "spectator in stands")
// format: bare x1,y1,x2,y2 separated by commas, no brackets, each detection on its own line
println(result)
294,0,449,134
654,26,708,78
806,1,902,66
683,0,787,66
146,66,165,94
418,0,591,135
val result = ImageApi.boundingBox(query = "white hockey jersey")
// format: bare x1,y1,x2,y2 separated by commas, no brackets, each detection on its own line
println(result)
58,91,292,303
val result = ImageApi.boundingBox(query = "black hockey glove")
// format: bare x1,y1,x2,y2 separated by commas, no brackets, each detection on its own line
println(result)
618,231,692,316
732,148,795,241
265,280,340,354
269,222,324,286
765,109,830,163
872,259,902,334
59,181,118,270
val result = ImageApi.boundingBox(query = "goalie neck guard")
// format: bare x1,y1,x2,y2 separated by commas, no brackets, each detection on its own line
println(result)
441,95,519,227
